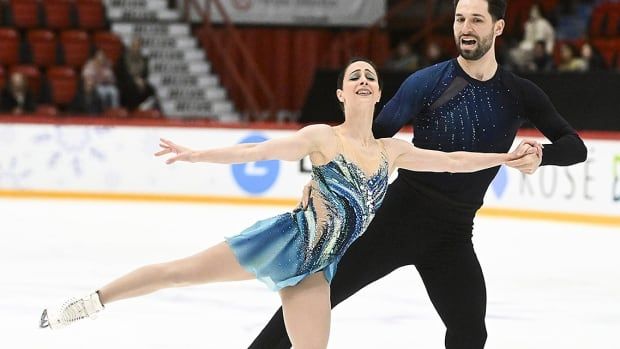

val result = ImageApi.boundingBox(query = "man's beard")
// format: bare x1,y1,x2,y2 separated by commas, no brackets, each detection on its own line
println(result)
455,32,494,60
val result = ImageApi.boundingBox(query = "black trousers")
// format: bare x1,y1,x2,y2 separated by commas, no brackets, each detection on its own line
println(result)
248,179,488,349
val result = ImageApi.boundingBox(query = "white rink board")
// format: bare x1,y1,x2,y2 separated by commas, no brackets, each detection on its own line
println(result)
1,123,619,218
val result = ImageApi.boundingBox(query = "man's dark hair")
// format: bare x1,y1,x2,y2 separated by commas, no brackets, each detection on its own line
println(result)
336,57,383,112
453,0,507,21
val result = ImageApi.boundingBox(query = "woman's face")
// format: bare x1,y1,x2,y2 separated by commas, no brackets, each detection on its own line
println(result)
337,61,381,110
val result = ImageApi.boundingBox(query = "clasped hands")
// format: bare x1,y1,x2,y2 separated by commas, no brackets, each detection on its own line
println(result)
507,139,543,175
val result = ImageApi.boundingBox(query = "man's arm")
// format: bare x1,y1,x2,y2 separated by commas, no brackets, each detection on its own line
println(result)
516,78,587,167
373,64,445,138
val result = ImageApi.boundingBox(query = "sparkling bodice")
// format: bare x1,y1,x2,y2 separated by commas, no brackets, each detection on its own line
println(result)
294,152,389,270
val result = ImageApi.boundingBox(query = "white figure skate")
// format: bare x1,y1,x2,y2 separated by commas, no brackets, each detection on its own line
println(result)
40,292,104,329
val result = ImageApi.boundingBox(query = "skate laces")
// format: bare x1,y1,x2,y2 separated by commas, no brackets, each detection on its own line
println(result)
58,297,91,325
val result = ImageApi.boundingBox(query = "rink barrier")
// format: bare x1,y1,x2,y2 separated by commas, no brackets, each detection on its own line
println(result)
1,189,619,227
1,118,619,226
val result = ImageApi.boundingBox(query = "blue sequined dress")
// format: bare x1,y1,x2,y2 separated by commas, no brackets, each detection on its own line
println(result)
225,151,389,291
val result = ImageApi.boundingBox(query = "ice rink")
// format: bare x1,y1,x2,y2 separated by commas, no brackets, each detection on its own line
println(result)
1,198,619,349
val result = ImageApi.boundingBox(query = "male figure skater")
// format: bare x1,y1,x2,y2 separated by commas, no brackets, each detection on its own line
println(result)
249,0,587,348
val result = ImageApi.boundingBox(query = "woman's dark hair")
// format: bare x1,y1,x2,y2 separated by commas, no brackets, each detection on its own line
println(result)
336,57,383,112
453,0,507,21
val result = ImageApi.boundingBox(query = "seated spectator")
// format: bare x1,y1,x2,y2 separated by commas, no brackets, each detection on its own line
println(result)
526,40,555,72
69,75,104,115
509,4,555,71
384,40,419,71
557,42,586,72
118,36,158,111
0,72,36,114
419,41,450,68
82,49,120,109
580,42,606,71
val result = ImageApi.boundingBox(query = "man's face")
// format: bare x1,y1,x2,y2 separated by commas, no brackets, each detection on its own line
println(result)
453,0,502,61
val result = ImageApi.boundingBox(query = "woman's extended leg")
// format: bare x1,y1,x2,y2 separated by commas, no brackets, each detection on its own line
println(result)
99,241,253,305
279,273,331,349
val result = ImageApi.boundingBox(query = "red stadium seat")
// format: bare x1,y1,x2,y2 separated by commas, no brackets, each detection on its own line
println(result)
93,31,123,65
60,30,91,68
9,65,42,98
590,3,612,38
103,107,129,118
592,39,616,68
131,109,162,119
0,2,4,26
605,4,620,37
27,30,59,67
504,0,534,37
539,0,559,14
0,66,6,91
36,104,59,116
43,0,75,30
0,28,21,66
47,66,78,106
76,0,106,30
9,0,41,29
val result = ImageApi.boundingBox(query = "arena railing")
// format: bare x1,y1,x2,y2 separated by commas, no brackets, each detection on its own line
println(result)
183,0,277,121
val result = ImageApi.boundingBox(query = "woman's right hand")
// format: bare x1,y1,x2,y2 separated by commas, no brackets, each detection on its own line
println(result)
155,138,195,164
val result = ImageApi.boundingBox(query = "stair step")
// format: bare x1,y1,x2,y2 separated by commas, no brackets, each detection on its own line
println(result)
108,8,180,21
150,74,219,88
134,36,196,49
112,23,190,36
108,3,236,119
157,86,225,100
217,111,241,123
106,0,168,10
211,100,233,113
147,50,205,62
149,61,211,74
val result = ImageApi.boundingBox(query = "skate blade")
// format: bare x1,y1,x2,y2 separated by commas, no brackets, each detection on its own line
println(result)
40,309,50,328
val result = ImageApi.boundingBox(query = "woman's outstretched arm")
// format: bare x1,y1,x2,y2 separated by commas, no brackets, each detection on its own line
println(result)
156,124,333,165
385,138,541,173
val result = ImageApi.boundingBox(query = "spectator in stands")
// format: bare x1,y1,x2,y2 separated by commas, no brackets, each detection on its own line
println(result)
509,4,555,71
0,72,36,114
526,40,555,72
557,42,586,72
82,49,120,109
419,40,451,67
580,42,606,71
118,36,158,111
69,75,104,115
384,40,420,71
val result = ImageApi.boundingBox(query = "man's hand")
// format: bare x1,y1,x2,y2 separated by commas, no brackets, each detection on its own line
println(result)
297,181,312,210
505,139,543,174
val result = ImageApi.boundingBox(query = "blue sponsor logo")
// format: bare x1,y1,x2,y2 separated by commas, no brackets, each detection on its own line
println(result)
232,133,280,195
491,165,508,198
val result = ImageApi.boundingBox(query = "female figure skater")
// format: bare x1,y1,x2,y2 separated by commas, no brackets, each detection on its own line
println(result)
41,58,538,349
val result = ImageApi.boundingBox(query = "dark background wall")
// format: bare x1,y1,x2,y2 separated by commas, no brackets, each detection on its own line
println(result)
300,70,620,131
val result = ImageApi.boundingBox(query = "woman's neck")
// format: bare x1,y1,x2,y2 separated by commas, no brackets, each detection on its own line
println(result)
339,108,375,146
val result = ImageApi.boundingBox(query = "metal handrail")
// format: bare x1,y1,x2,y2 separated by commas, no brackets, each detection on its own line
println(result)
184,0,277,121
